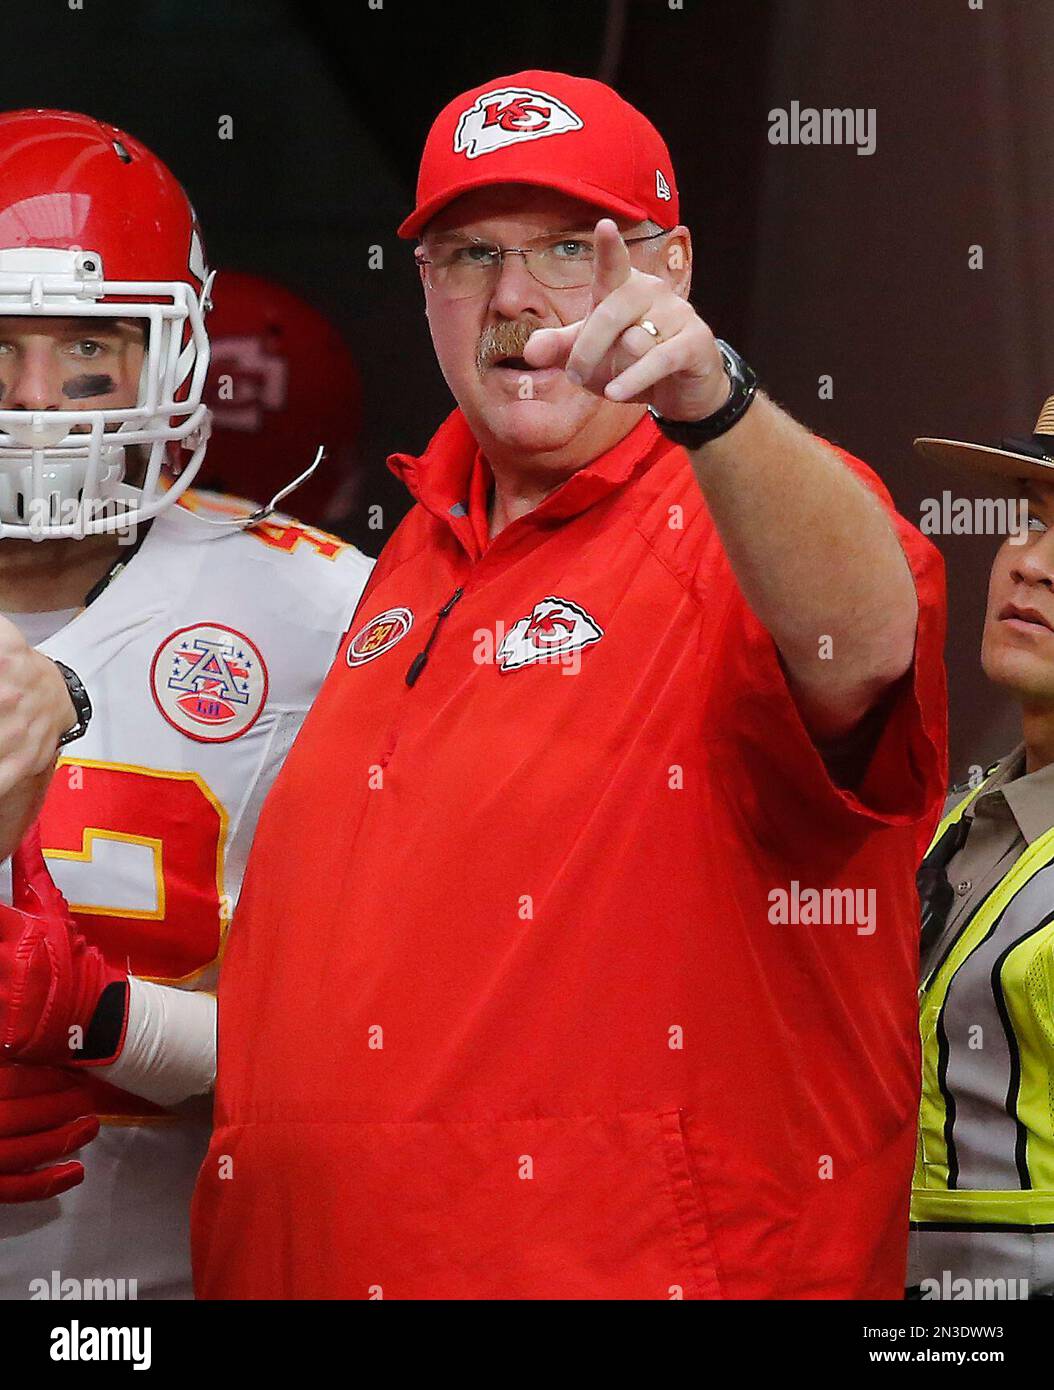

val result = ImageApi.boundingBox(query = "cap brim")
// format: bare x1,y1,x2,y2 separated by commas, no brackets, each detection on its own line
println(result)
397,174,652,239
913,436,1054,485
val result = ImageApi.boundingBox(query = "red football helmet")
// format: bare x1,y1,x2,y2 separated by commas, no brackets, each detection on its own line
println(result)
0,109,212,538
199,271,362,529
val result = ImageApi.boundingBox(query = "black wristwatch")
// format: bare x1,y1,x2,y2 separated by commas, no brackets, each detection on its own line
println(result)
52,660,93,747
649,339,758,449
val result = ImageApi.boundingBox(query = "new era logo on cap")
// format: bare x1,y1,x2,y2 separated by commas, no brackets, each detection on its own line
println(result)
454,86,584,160
655,169,671,201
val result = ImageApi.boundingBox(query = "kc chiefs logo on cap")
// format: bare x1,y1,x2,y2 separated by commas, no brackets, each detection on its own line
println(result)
496,596,603,671
454,86,584,160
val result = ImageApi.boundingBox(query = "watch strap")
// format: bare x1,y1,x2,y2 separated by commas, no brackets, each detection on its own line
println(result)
53,660,92,747
649,339,758,449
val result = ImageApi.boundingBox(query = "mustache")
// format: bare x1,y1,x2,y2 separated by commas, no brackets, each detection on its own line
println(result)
476,319,539,376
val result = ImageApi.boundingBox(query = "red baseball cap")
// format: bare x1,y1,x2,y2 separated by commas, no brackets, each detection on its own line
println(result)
397,69,680,239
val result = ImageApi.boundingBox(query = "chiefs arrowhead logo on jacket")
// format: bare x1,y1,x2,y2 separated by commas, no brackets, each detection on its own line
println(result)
496,597,603,671
454,87,584,159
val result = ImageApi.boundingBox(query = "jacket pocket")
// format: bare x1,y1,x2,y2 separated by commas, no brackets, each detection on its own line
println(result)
194,1110,726,1299
657,1108,723,1298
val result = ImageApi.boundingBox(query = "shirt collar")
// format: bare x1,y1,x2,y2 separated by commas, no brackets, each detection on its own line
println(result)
973,744,1054,845
998,746,1054,845
387,407,671,561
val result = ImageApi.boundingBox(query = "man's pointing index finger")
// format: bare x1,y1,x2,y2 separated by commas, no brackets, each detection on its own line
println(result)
591,218,632,303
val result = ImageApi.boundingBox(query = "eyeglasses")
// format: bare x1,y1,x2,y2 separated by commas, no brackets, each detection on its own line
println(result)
415,228,671,300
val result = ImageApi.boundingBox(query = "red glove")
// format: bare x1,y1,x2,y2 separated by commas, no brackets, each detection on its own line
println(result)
0,1064,99,1202
0,821,129,1067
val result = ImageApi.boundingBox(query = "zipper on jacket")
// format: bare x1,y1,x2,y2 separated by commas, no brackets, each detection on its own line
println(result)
405,587,464,687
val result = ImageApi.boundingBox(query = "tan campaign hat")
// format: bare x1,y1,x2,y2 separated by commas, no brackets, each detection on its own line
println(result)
915,396,1054,483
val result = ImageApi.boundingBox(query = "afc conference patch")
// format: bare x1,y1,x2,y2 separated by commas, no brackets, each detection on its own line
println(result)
150,623,268,742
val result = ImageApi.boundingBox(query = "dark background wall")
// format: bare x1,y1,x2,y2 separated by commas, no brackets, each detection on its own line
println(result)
8,0,1044,780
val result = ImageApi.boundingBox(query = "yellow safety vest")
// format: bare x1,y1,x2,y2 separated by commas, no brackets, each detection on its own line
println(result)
913,776,1054,1227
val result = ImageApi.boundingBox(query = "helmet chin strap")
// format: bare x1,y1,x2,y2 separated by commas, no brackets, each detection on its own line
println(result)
192,445,327,529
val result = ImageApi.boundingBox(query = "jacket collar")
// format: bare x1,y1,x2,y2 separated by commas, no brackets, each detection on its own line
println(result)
387,406,671,559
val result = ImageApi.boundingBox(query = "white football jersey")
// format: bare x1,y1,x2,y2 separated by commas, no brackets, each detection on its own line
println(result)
0,492,374,1301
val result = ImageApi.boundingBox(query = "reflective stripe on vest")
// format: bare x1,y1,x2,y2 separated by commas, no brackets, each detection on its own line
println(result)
913,775,1054,1228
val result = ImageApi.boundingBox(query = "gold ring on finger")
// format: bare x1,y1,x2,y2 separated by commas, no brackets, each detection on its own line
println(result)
637,318,663,343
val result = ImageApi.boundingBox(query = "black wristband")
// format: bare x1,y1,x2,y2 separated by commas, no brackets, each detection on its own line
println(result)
81,980,129,1062
649,339,758,450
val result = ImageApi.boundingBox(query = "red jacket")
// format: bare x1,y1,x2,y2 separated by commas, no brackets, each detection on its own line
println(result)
193,408,947,1299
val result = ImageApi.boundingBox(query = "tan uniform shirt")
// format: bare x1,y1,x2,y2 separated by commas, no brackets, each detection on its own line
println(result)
911,745,1054,1296
920,747,1054,979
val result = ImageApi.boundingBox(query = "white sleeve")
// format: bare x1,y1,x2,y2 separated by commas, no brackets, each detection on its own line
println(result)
94,977,216,1107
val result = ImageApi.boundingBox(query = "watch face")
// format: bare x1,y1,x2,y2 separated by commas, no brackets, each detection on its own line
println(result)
716,340,746,387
